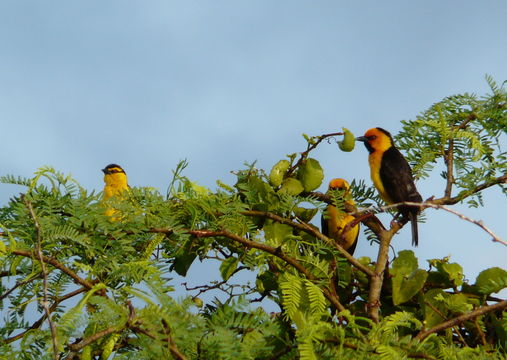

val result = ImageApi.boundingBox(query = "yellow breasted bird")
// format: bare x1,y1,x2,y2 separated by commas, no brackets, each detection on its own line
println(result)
357,128,422,246
321,178,360,255
102,164,129,218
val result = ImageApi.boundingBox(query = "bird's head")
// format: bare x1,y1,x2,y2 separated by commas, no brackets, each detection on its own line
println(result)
328,178,350,191
356,127,393,154
102,164,126,175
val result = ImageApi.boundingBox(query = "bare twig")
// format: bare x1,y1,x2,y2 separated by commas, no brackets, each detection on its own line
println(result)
353,200,506,246
24,197,59,360
286,132,344,176
414,299,507,342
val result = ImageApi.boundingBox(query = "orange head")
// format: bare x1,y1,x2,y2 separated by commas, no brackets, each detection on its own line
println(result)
356,127,393,154
328,178,350,191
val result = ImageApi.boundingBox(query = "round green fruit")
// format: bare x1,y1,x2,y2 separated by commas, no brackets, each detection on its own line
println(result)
279,178,304,196
338,127,356,152
269,160,290,187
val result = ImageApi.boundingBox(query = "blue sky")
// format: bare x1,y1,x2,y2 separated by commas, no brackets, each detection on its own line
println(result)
1,2,506,305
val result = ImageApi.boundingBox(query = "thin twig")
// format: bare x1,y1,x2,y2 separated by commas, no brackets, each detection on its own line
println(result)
286,132,344,176
24,197,59,360
0,272,43,301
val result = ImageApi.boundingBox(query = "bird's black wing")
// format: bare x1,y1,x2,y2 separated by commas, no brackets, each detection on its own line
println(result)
379,146,420,204
321,212,329,237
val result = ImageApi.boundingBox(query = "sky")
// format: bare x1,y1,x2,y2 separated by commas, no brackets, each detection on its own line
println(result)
0,1,506,308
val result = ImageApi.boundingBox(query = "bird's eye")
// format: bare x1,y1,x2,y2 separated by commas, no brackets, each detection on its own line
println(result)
368,135,377,140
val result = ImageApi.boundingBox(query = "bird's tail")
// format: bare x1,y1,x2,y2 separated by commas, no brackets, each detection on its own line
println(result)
409,211,418,246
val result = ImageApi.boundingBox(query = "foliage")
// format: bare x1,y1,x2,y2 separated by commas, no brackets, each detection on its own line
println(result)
0,77,506,359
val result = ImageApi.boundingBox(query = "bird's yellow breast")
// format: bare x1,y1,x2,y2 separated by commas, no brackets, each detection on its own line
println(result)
103,173,128,200
368,152,392,204
326,204,359,251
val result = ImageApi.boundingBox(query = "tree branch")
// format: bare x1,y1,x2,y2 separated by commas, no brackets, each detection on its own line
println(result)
391,201,504,246
241,210,375,277
414,299,507,342
366,228,394,323
431,174,507,206
10,249,95,289
185,228,347,312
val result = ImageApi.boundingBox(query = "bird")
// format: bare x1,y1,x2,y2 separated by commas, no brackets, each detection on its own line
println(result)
356,127,422,246
321,178,360,255
102,164,129,218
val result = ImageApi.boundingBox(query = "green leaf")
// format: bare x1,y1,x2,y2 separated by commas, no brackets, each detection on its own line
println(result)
391,251,428,305
220,257,239,281
263,221,292,247
297,158,324,192
171,238,198,276
445,293,473,314
475,267,507,295
293,206,318,223
423,289,448,328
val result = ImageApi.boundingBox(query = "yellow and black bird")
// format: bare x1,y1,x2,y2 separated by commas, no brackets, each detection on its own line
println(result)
102,164,129,218
321,178,360,255
356,128,422,246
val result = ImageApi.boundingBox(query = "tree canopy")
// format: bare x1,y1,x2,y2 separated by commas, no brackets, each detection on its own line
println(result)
1,77,506,359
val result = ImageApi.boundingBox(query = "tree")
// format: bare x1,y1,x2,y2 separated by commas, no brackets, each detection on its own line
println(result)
0,77,506,359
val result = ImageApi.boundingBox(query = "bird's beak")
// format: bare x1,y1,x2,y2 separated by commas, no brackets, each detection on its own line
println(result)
356,136,368,142
101,168,107,174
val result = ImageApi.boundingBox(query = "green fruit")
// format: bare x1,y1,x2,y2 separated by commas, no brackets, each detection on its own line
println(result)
278,178,304,196
338,127,356,152
192,297,204,308
297,158,324,192
269,160,290,187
